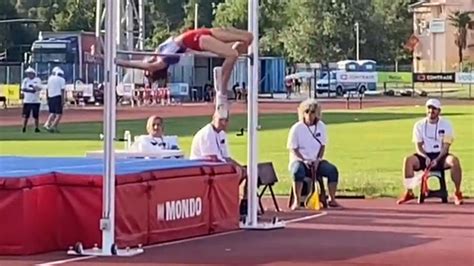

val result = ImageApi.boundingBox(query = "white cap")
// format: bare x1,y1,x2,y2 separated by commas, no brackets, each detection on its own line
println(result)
52,67,64,75
425,98,441,109
25,67,36,74
214,105,229,120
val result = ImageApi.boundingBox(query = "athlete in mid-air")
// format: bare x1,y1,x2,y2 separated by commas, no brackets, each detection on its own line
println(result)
115,27,252,109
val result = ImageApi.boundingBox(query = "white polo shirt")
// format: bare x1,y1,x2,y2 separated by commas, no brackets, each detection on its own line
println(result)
287,120,327,169
130,135,179,152
412,117,454,153
47,75,66,98
21,77,42,103
190,123,230,162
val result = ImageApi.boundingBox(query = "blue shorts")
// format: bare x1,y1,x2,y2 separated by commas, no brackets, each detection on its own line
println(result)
290,160,339,184
157,38,186,65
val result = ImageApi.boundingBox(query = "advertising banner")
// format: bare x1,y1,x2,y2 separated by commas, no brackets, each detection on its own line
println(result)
455,72,474,84
413,73,455,83
336,72,378,83
378,72,412,83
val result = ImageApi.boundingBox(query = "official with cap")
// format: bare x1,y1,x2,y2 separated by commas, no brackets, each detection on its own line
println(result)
398,99,464,205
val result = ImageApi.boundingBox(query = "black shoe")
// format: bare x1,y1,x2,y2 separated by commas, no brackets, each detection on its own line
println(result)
22,127,26,133
34,128,40,133
239,199,248,216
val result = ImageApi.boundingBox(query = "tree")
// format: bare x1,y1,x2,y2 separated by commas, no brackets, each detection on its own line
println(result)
448,10,473,66
370,0,413,64
0,0,38,60
212,0,290,56
51,0,96,32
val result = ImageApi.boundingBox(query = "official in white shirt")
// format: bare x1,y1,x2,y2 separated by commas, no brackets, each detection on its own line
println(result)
21,67,42,133
398,99,463,205
130,115,180,152
190,108,248,215
190,109,232,162
44,67,66,133
287,99,340,210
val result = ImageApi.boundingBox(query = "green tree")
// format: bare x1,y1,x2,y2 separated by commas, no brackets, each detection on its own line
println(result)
51,0,96,32
370,0,413,64
1,0,37,60
213,0,289,56
448,10,473,66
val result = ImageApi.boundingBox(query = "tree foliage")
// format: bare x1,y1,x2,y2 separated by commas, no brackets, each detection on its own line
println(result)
2,0,416,64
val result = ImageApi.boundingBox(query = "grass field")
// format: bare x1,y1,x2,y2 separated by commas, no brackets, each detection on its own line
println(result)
1,105,473,198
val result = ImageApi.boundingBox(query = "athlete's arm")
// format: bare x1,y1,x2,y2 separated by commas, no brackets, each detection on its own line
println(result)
116,57,167,73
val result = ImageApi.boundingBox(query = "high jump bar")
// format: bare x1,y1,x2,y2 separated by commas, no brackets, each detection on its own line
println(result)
116,49,271,60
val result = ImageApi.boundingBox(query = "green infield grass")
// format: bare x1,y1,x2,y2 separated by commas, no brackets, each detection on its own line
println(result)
1,105,472,198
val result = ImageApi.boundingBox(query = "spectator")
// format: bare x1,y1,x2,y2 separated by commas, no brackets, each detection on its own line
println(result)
44,67,66,133
21,67,42,133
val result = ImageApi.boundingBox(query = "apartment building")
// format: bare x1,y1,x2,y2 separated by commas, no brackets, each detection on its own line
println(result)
409,0,474,72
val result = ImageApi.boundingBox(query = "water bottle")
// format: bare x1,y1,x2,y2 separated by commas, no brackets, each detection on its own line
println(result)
124,130,131,150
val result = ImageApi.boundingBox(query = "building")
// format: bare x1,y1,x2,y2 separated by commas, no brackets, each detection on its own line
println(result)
409,0,474,72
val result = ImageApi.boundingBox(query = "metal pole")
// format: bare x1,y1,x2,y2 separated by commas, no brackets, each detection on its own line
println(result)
126,0,134,50
355,22,359,61
138,0,145,50
246,0,259,227
194,3,199,30
102,0,117,254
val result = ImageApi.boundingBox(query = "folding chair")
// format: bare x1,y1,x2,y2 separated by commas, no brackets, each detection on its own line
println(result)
257,162,281,214
418,170,448,204
242,162,281,215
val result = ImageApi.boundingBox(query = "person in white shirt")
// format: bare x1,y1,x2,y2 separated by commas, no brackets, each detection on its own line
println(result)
190,108,248,215
398,99,463,205
287,99,340,210
44,67,66,133
130,115,180,152
21,67,42,133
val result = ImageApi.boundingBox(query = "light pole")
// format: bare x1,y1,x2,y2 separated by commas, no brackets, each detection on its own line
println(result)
194,3,199,29
354,22,360,60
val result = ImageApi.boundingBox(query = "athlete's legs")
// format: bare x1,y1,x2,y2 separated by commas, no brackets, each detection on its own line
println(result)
210,27,253,48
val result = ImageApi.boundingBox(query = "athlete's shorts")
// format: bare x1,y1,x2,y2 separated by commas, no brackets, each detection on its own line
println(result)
181,28,212,51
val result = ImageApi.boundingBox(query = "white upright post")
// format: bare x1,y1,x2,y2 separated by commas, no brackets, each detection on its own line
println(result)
101,0,118,254
246,0,259,227
240,0,284,231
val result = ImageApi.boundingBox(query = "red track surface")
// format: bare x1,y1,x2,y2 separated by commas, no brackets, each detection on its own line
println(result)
1,97,471,127
1,198,473,266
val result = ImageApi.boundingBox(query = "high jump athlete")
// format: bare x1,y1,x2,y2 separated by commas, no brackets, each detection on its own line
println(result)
115,27,253,109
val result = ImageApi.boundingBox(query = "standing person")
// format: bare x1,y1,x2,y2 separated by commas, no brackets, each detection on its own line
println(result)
44,67,66,133
398,99,464,205
116,27,252,109
21,67,42,133
287,99,341,210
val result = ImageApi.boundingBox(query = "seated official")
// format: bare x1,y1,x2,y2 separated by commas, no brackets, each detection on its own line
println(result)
398,99,463,205
130,115,180,152
190,108,249,215
287,99,341,210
